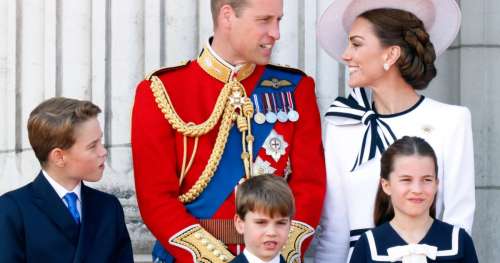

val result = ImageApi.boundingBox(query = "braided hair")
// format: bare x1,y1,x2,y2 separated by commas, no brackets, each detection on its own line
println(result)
359,8,437,90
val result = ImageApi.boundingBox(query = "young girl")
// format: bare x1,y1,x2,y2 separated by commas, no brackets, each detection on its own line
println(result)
349,136,478,263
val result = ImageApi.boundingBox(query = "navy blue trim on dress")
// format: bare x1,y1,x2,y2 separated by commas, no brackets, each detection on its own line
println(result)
375,95,425,118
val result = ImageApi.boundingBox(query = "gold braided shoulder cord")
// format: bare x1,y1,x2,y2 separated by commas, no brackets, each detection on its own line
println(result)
178,104,234,203
149,76,253,203
150,76,230,137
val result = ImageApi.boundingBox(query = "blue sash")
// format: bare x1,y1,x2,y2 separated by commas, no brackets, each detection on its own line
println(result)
153,66,302,263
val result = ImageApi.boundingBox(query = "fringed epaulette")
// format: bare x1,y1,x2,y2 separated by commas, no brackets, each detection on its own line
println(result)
145,61,190,80
267,63,306,76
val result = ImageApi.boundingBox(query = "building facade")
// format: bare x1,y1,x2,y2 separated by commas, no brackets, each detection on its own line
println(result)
0,0,498,261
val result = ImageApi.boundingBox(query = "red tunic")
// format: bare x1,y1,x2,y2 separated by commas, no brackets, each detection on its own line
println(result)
131,54,326,262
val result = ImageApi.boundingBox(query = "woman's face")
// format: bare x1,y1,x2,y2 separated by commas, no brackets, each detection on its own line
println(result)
342,17,391,88
381,155,438,220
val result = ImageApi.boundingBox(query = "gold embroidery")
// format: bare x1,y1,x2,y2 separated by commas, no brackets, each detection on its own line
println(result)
169,225,235,263
197,47,255,83
281,220,315,263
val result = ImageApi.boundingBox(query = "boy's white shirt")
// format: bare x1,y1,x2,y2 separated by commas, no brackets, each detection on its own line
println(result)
243,248,281,263
42,170,82,218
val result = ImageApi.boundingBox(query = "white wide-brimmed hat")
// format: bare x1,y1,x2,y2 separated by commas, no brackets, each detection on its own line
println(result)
317,0,461,63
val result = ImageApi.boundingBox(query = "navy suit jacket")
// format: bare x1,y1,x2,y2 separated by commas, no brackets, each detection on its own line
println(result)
0,172,133,263
230,253,286,263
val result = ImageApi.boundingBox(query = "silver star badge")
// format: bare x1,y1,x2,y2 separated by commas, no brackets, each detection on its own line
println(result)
263,129,288,162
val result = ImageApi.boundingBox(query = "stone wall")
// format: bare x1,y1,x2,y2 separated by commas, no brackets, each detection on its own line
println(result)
1,0,498,262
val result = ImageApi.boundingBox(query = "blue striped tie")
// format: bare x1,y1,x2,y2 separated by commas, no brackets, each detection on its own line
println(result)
63,192,81,224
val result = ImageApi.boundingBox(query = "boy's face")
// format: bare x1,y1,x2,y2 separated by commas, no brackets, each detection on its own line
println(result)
234,210,291,261
61,117,107,184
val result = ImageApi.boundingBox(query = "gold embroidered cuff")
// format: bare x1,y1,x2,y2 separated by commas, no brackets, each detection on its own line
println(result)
281,220,315,263
169,224,235,263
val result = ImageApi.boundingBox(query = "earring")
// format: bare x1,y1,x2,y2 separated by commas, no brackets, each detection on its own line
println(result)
383,63,390,71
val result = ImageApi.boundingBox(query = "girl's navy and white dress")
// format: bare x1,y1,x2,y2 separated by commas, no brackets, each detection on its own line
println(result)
314,88,475,263
349,220,478,263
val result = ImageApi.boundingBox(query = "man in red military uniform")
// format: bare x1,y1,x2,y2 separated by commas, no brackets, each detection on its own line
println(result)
131,0,326,262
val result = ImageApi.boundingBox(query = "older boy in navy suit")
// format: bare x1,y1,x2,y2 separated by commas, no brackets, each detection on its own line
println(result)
0,97,133,263
232,175,297,263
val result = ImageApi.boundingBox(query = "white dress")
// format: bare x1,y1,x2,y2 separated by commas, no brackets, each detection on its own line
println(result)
313,88,475,263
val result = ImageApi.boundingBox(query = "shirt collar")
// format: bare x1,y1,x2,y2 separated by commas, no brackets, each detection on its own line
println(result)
243,249,281,263
197,37,255,83
42,170,82,200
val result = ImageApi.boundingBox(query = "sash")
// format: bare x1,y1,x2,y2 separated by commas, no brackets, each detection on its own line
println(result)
153,66,303,262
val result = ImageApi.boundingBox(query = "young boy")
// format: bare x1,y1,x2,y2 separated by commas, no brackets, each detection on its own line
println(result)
0,97,133,262
232,175,295,263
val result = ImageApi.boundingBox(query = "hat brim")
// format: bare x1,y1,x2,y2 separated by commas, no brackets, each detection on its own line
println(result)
317,0,461,63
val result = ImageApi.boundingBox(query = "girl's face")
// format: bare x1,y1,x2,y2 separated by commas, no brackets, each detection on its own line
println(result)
381,155,438,219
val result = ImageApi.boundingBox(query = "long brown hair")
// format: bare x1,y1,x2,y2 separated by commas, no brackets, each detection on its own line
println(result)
374,136,438,226
359,8,437,90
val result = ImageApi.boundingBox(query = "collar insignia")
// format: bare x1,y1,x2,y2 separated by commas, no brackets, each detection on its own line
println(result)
197,45,255,83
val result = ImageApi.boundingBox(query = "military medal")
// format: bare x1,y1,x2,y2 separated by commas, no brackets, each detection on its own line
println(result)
270,93,282,123
252,94,266,124
286,91,299,122
276,92,288,122
264,93,277,123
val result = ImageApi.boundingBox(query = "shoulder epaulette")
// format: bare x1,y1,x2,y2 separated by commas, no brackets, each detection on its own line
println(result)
267,63,306,76
145,61,190,80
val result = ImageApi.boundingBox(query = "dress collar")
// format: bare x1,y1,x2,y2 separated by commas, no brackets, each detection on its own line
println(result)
197,38,255,83
365,221,461,262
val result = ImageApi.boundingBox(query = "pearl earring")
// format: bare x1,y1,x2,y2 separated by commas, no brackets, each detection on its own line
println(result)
383,63,390,71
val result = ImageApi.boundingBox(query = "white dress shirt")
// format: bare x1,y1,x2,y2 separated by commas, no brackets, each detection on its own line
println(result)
243,249,281,263
42,170,82,220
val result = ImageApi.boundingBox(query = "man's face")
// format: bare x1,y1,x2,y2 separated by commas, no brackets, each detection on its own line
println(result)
226,0,283,65
234,210,291,261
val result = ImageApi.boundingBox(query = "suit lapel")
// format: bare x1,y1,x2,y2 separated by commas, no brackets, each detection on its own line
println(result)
31,172,80,245
73,184,98,263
